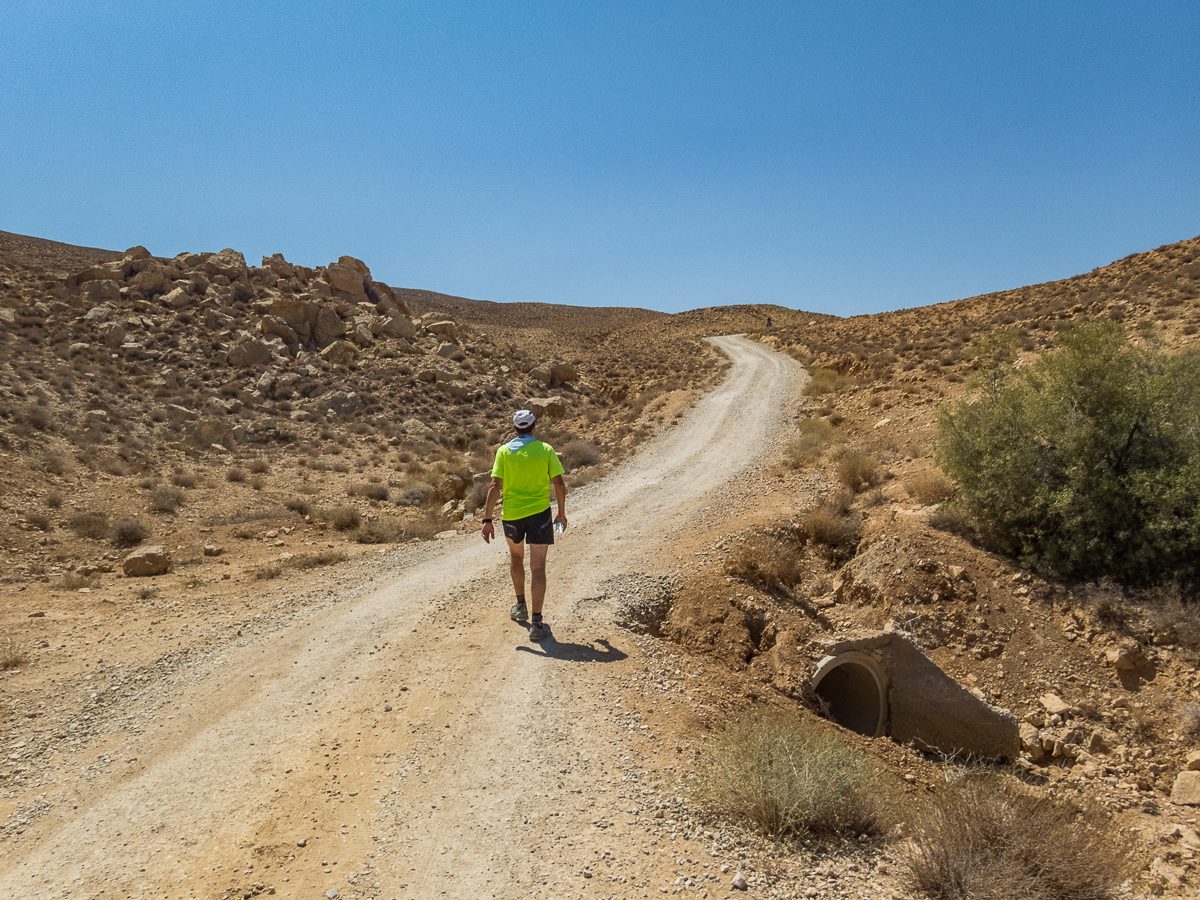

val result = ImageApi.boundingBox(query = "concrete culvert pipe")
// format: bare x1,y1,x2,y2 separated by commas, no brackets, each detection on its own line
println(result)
812,651,888,738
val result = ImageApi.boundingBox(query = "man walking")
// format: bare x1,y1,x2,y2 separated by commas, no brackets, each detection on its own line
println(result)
481,410,567,641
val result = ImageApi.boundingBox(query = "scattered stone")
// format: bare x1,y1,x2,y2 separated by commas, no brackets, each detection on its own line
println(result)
1187,750,1200,771
1040,693,1071,716
731,872,748,891
203,544,224,557
1171,771,1200,805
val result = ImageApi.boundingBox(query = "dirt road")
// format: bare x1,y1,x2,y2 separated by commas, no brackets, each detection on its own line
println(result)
0,335,803,899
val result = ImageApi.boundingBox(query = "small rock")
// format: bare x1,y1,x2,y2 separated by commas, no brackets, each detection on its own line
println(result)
1186,750,1200,771
325,890,339,900
1040,693,1071,716
296,838,307,847
731,872,748,891
383,704,393,713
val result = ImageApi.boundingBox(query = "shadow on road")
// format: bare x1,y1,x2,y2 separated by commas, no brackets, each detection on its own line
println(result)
515,635,628,663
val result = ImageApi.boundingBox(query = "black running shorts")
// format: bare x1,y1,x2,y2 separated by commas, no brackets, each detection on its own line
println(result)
502,508,555,546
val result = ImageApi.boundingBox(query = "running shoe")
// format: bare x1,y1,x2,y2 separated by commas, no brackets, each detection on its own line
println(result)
510,601,528,623
529,618,550,642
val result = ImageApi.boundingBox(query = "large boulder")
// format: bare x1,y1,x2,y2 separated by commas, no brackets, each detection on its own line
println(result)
74,260,130,285
312,389,363,417
129,264,169,294
162,286,191,309
203,248,249,280
549,361,578,383
262,253,295,278
269,299,318,342
260,315,300,345
228,340,274,368
401,418,433,435
79,279,120,306
425,320,458,341
379,315,416,339
526,396,567,420
336,255,371,276
123,545,172,577
314,305,347,346
319,340,359,366
191,419,235,448
326,263,366,296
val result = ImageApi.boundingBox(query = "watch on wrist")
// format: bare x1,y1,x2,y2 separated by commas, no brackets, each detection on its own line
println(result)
482,518,492,524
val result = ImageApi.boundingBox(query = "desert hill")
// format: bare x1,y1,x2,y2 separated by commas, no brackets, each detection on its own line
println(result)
1,228,1199,896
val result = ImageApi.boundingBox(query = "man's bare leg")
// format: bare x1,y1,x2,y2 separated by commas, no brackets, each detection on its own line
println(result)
506,538,525,597
528,543,549,616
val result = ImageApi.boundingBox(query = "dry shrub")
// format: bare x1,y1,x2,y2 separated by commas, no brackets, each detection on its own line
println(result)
112,519,149,547
928,506,978,540
560,439,602,470
151,485,185,512
350,483,390,502
68,511,110,540
46,490,64,509
906,468,956,505
784,418,837,469
41,452,70,476
285,549,348,571
693,712,886,838
836,449,878,493
401,509,448,541
25,511,52,532
723,533,804,594
171,471,198,488
226,467,246,483
249,475,266,491
395,482,435,507
60,572,99,590
251,563,282,581
323,506,362,531
284,498,313,517
0,638,28,670
247,458,270,474
900,776,1133,900
803,368,857,396
796,496,858,551
352,517,405,544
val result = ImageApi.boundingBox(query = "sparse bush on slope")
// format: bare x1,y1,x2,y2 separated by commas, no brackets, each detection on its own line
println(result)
900,776,1133,900
693,712,886,838
937,321,1200,588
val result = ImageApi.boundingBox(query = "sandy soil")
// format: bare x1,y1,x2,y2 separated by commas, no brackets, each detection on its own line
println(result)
0,336,815,899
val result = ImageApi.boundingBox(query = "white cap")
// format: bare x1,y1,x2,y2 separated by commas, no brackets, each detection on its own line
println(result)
513,409,536,428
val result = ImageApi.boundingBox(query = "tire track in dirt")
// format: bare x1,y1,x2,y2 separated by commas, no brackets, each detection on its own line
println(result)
0,335,802,899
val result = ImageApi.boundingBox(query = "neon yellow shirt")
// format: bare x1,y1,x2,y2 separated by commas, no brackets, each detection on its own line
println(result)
491,435,564,520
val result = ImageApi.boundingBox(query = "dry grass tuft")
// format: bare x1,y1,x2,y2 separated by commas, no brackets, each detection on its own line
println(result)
323,506,362,531
150,485,185,513
0,638,28,670
112,519,149,547
693,712,887,838
350,483,390,502
68,511,110,540
906,468,956,505
60,572,99,590
560,439,602,470
900,776,1133,900
836,449,879,493
723,533,804,594
784,418,838,469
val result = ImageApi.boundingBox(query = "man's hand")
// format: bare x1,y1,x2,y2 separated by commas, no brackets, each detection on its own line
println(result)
554,513,567,532
481,520,495,544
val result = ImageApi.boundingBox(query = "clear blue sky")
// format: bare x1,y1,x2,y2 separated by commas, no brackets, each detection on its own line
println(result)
2,1,1197,317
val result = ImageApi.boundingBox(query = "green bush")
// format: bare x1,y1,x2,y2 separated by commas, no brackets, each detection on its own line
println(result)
693,712,885,838
937,322,1200,587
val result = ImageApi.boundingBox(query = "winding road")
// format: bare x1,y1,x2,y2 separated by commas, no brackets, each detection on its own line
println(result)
0,335,802,899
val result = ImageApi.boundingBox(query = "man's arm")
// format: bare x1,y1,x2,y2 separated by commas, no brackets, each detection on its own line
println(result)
551,474,567,529
481,476,503,544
